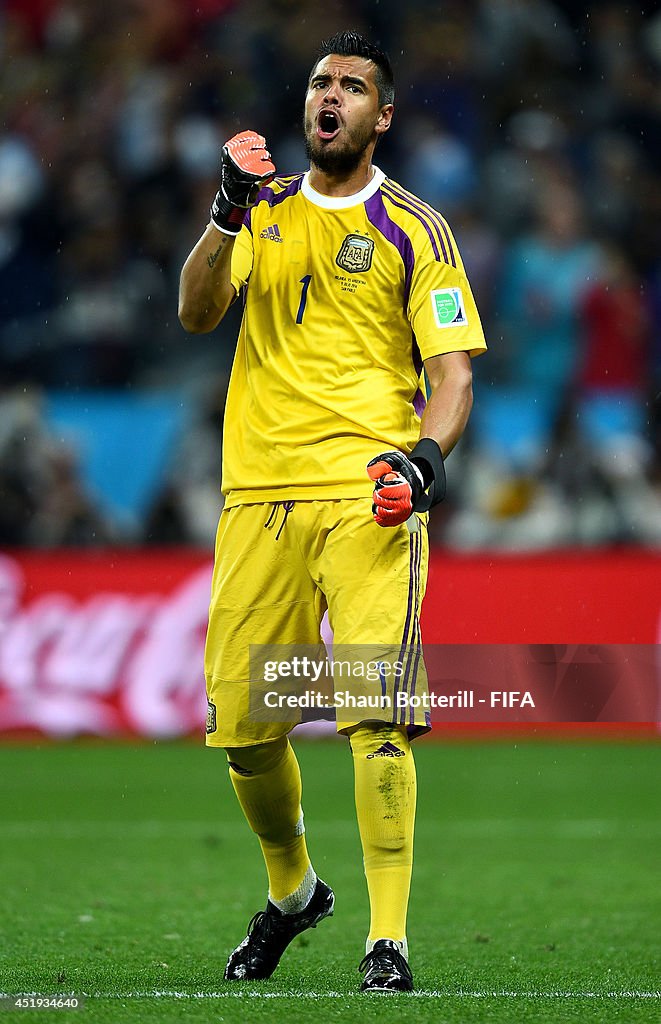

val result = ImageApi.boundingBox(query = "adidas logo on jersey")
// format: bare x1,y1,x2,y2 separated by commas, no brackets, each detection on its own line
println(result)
366,741,405,759
259,224,283,242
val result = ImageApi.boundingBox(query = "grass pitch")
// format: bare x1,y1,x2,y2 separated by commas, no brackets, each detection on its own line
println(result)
0,737,659,1022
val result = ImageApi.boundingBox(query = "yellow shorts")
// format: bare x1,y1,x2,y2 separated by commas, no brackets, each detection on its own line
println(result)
204,498,430,747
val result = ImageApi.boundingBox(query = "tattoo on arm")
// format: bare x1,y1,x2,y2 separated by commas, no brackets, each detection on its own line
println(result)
207,241,225,268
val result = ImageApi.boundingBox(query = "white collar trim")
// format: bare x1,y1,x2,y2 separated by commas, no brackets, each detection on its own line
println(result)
301,166,385,209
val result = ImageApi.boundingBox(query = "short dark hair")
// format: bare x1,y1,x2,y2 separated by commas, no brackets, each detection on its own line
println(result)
311,31,395,107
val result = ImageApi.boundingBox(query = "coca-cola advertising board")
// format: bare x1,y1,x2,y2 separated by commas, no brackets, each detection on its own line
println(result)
0,549,659,737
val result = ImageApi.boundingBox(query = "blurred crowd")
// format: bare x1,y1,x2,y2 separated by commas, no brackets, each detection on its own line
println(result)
1,0,660,549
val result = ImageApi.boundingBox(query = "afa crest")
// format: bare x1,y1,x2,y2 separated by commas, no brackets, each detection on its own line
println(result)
206,699,217,734
336,234,375,274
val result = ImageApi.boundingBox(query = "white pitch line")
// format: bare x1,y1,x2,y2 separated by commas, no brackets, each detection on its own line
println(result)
4,990,660,1000
2,819,661,838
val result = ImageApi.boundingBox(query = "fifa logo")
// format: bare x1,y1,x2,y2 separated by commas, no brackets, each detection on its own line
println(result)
336,234,375,273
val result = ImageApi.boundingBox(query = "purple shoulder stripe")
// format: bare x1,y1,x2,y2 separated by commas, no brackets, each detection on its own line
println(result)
382,184,444,263
365,192,424,399
364,190,415,309
256,174,304,209
383,181,457,268
387,180,457,268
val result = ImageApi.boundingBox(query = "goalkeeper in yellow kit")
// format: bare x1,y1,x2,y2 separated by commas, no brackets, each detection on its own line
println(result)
179,30,486,992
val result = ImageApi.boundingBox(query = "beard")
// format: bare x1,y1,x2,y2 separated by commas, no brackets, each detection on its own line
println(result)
303,116,375,175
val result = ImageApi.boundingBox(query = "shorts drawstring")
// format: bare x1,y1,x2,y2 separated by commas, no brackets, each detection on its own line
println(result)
264,500,295,540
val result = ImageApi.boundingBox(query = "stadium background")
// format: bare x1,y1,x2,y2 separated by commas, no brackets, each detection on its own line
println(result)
1,1,659,1019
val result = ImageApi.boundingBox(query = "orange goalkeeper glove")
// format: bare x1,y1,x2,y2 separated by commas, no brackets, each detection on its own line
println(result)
367,439,446,528
210,130,276,235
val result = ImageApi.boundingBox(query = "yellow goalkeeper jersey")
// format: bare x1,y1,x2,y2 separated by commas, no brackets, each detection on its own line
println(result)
222,166,486,506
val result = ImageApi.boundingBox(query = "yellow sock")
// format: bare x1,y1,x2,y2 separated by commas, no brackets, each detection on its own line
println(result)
225,737,312,904
349,724,416,947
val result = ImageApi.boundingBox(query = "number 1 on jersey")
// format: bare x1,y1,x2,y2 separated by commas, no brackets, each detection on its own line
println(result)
296,275,312,324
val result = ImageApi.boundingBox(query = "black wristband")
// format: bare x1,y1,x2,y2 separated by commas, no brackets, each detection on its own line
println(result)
210,191,246,235
410,438,446,510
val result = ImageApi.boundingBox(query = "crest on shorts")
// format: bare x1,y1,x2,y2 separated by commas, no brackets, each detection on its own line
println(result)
336,234,374,273
206,699,217,734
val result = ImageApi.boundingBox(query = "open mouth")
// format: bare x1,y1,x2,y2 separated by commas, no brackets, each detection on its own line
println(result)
317,109,341,141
